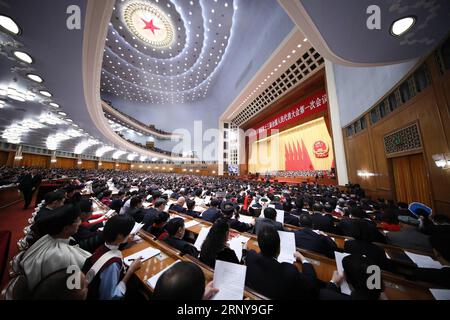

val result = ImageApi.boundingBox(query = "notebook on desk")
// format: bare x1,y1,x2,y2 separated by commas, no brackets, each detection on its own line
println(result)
123,247,161,267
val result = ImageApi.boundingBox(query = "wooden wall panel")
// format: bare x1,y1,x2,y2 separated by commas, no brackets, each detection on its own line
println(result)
100,162,114,169
54,157,76,169
6,151,15,167
0,151,10,166
343,57,450,215
345,130,377,191
15,153,50,168
118,163,130,171
81,160,96,169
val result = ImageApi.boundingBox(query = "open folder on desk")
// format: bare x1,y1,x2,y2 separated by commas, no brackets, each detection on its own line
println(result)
184,220,200,229
194,227,211,251
277,231,296,264
212,260,247,300
430,289,450,300
405,251,444,269
147,260,181,289
238,215,254,224
124,247,161,267
334,251,351,295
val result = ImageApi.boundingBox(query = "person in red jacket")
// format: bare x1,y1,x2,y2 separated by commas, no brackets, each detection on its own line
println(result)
79,199,107,227
380,207,401,232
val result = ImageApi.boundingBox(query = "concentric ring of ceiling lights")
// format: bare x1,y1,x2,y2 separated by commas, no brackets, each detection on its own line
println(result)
123,1,175,48
101,0,235,104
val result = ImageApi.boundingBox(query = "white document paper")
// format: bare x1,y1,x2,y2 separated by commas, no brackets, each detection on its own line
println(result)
131,222,145,235
105,209,116,218
233,235,250,244
194,197,203,206
277,231,296,264
88,216,106,225
334,251,351,295
430,289,450,300
405,251,444,269
227,235,250,261
238,215,254,224
276,209,285,224
212,260,247,300
228,238,244,262
124,247,161,267
184,220,200,229
146,260,181,289
194,227,211,251
142,201,153,209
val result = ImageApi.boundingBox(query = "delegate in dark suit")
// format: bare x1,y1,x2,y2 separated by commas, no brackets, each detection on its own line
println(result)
344,240,392,271
253,217,283,235
200,207,221,223
163,236,199,258
18,173,34,209
169,204,186,214
245,250,317,299
337,218,386,243
284,212,300,226
311,212,334,233
294,228,338,259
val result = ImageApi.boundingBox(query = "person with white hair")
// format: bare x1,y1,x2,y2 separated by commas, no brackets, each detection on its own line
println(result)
169,196,187,214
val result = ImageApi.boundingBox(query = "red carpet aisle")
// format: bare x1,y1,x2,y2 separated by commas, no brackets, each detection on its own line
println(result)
0,199,34,290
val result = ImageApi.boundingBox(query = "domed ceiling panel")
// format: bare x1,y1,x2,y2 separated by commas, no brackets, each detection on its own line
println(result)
101,0,234,104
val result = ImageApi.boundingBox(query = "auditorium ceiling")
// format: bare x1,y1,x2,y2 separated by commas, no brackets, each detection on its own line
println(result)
101,0,293,106
0,0,112,157
283,0,450,66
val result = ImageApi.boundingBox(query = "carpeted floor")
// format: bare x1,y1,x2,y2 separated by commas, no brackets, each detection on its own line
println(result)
0,198,35,290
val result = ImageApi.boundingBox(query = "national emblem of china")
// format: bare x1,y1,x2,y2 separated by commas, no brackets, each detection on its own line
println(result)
123,1,175,48
313,140,329,158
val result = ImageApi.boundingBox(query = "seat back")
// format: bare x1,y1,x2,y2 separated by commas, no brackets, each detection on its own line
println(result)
0,230,12,281
1,274,31,300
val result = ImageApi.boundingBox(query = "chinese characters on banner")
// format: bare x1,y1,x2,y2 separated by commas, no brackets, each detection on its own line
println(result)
252,90,328,137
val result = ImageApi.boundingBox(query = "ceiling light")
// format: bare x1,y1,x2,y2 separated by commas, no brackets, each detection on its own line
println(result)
7,94,25,102
0,15,20,35
49,102,59,108
13,51,33,64
391,16,416,36
27,74,43,83
303,38,308,42
39,90,52,97
58,111,67,116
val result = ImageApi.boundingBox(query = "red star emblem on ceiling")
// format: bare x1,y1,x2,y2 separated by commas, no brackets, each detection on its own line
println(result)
141,18,160,35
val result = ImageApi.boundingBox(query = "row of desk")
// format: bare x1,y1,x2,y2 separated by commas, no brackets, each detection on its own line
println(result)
91,198,442,300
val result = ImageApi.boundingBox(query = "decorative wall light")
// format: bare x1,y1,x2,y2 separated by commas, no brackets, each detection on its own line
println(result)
432,154,450,169
357,170,377,178
50,151,57,163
